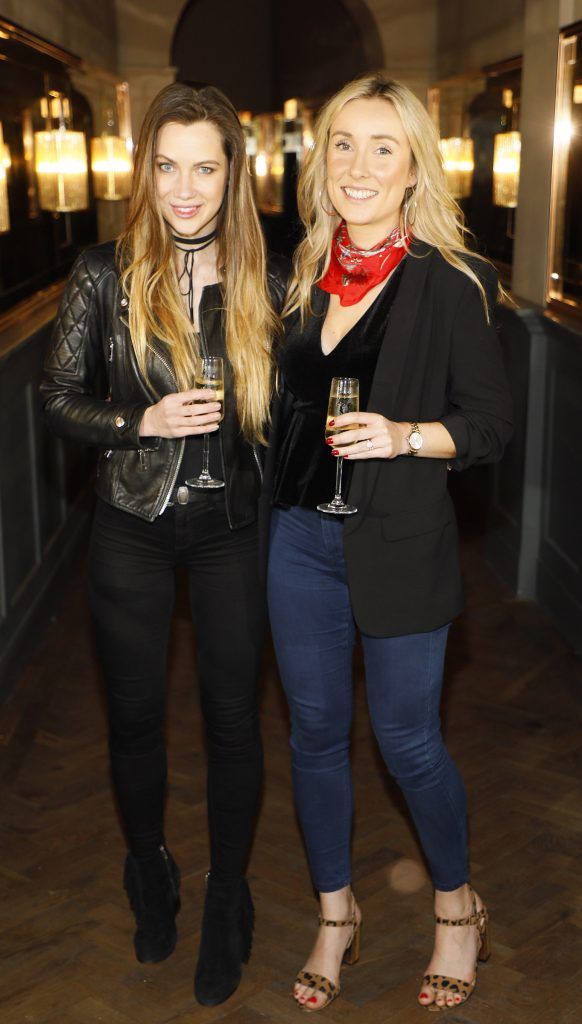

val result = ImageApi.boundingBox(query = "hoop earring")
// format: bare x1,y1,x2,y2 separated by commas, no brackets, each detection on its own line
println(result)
402,186,417,236
318,188,337,217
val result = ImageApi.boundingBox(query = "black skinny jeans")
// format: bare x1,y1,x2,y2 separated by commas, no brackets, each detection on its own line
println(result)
88,496,264,880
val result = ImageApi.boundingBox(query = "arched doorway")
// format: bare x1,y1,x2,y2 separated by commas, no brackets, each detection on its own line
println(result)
171,0,384,111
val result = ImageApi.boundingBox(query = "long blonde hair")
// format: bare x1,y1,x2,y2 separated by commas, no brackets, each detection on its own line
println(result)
285,73,499,323
117,83,279,443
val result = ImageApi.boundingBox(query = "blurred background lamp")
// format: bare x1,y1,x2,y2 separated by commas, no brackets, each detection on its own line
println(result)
439,137,474,198
91,135,132,200
492,131,521,207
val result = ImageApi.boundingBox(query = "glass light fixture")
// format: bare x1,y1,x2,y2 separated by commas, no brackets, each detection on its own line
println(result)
238,111,257,158
90,95,133,201
0,122,10,233
34,92,88,212
252,114,284,213
492,131,521,208
91,134,132,200
439,137,474,199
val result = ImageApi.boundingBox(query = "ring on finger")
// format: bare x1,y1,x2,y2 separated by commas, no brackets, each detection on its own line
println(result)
366,438,374,451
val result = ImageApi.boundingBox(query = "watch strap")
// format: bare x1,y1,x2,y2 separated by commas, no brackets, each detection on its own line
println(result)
407,421,422,456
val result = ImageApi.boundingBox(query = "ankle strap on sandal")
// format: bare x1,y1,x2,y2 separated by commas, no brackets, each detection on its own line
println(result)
318,914,355,927
434,887,487,928
318,891,357,928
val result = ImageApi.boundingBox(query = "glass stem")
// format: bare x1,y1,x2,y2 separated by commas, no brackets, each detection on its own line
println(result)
333,455,344,502
201,432,210,478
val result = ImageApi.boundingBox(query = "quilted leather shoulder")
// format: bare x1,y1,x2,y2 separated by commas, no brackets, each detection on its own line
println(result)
75,240,118,285
51,242,118,374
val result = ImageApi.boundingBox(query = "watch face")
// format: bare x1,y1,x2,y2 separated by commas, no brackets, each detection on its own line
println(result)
409,430,423,450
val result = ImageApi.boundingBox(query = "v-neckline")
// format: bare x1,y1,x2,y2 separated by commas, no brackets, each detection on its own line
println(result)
318,272,396,357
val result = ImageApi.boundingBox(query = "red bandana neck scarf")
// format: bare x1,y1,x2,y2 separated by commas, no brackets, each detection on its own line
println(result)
318,220,410,306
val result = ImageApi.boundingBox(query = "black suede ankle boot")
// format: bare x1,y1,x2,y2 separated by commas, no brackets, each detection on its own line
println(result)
194,873,254,1006
123,845,181,963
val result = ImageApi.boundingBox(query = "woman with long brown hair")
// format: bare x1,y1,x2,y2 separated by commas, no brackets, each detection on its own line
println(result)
266,73,512,1013
41,82,286,1006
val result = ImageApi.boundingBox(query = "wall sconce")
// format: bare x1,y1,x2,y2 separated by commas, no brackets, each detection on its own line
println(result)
0,122,10,233
492,131,521,207
34,92,89,212
252,114,284,213
439,137,474,199
91,134,132,200
90,97,133,201
238,111,257,159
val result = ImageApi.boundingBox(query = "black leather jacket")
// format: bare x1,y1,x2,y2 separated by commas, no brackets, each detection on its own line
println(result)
40,241,288,526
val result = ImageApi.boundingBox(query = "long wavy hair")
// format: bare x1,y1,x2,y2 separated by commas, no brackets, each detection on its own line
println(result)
117,83,279,443
285,73,500,323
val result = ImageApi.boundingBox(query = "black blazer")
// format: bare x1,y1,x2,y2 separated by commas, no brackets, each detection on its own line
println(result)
264,242,513,637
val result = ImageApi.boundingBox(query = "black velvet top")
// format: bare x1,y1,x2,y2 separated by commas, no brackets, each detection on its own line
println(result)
274,264,403,509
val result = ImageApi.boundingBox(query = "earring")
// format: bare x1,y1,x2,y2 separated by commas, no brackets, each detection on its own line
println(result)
318,188,337,217
402,186,417,236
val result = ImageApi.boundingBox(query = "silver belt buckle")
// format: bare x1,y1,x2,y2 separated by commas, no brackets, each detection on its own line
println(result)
176,485,189,505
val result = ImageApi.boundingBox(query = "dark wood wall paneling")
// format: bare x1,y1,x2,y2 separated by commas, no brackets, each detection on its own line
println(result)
0,321,94,699
486,307,582,656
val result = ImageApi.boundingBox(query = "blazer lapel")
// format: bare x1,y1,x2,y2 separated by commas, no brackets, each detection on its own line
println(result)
346,242,434,519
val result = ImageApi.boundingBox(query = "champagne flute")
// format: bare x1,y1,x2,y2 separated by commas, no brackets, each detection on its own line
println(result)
186,355,225,490
317,377,359,515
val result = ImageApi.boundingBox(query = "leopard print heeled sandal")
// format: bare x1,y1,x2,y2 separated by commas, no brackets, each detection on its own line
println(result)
294,894,361,1013
420,886,490,1012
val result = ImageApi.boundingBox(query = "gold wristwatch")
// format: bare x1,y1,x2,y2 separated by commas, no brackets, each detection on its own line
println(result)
407,422,423,455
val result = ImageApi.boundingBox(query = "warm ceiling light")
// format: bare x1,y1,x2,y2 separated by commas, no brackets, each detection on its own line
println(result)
284,98,299,120
255,152,268,177
439,137,474,199
35,130,88,212
91,135,132,200
0,122,10,233
493,131,521,207
574,84,582,104
34,94,88,212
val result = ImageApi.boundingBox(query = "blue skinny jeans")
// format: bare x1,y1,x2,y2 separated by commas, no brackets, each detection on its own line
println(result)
267,505,468,893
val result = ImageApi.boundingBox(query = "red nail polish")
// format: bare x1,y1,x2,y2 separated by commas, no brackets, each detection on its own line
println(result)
329,419,335,426
344,453,349,458
419,994,429,1000
308,997,318,1004
331,449,339,456
326,437,334,445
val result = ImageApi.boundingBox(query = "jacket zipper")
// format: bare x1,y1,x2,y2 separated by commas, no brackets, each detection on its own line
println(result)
147,339,185,515
252,445,263,483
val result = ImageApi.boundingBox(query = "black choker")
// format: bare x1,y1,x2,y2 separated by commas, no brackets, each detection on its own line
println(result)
172,228,217,252
173,227,218,324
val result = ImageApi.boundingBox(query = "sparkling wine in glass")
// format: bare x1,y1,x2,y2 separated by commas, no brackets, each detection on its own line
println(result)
186,356,225,490
317,377,359,515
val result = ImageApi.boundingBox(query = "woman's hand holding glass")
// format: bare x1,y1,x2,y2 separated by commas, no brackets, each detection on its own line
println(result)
327,411,408,460
139,389,222,439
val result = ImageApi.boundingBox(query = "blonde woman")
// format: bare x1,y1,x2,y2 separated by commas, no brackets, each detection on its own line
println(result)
266,74,512,1013
41,83,286,1007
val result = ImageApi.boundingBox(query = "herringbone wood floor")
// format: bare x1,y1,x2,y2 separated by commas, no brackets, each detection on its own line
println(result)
1,526,581,1024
